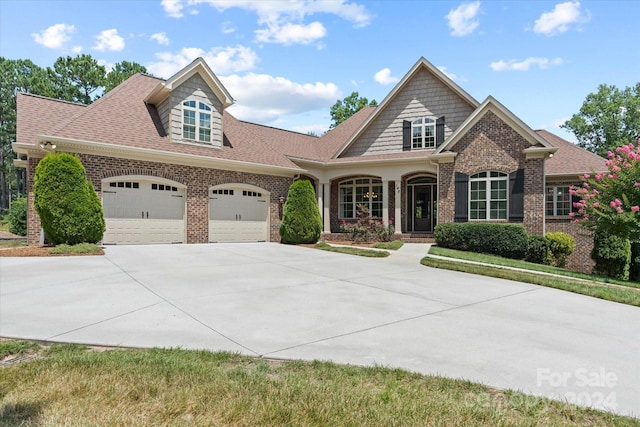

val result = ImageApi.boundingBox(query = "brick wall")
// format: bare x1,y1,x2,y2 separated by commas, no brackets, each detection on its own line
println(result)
25,154,293,244
546,220,594,273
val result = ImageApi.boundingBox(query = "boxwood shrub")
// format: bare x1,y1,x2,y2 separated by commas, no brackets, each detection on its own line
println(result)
545,232,575,268
434,223,528,260
525,235,550,265
591,230,631,280
279,179,322,244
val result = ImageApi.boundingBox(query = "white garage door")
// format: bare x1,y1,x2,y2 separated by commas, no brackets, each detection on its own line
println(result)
209,187,269,242
102,179,185,244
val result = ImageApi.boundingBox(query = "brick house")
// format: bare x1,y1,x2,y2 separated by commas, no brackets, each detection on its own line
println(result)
13,57,605,271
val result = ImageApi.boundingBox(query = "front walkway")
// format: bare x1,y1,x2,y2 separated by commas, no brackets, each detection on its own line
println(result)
1,243,638,417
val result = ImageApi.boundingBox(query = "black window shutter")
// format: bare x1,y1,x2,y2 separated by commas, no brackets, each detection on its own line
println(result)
454,172,468,222
509,169,524,222
402,120,411,151
436,116,445,147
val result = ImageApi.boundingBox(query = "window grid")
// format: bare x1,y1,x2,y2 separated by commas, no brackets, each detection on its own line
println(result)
546,186,571,216
469,172,508,220
339,179,383,218
183,100,212,143
411,118,436,149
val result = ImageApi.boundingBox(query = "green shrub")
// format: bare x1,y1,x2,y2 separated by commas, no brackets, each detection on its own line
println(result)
630,241,640,282
434,223,528,260
7,197,27,236
545,232,575,268
525,235,550,265
591,230,631,280
279,179,322,244
340,204,394,242
33,152,105,245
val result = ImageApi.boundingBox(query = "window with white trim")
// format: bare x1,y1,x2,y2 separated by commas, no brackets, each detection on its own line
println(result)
412,117,436,149
183,100,212,143
470,172,508,220
546,186,571,216
339,178,383,218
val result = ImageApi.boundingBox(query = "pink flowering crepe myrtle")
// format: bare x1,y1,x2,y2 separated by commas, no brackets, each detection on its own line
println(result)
570,139,640,240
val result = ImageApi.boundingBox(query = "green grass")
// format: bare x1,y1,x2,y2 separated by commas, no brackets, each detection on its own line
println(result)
0,340,40,359
0,221,10,232
315,242,389,257
48,243,103,255
373,240,404,250
421,257,640,307
429,246,640,289
0,341,637,426
0,240,27,249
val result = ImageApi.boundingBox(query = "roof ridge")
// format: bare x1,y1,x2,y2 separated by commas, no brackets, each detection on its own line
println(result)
17,91,88,107
238,118,320,138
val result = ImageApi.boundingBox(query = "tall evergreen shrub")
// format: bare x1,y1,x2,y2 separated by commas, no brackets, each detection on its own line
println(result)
33,152,105,245
279,180,322,244
591,229,631,280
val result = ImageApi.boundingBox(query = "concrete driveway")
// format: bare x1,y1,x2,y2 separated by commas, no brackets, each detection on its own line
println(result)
1,243,639,418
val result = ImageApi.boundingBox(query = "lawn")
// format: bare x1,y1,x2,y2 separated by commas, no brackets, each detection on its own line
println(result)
314,242,389,257
423,247,640,307
1,340,638,426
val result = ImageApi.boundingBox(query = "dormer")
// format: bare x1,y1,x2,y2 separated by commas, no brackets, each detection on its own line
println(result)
145,57,234,149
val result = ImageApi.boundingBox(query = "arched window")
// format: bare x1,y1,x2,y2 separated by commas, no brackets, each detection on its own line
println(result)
469,172,508,220
339,178,383,218
412,117,436,149
183,100,212,143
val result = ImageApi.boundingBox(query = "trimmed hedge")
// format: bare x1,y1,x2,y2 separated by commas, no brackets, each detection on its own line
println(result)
545,232,575,268
33,152,105,245
279,179,322,244
591,230,631,280
434,223,528,260
525,235,550,265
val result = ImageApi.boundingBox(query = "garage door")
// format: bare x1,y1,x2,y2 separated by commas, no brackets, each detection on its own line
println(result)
209,187,269,242
102,179,185,244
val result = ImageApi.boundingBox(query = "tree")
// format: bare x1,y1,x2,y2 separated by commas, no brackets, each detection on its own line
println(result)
51,54,106,104
279,180,322,244
33,152,105,245
562,83,640,157
104,60,148,93
329,92,377,129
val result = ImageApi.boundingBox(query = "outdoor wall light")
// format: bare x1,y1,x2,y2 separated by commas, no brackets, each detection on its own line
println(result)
39,141,56,150
278,196,285,204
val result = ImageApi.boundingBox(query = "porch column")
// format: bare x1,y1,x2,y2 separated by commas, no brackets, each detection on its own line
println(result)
394,180,402,234
382,180,389,228
322,182,331,233
317,182,324,224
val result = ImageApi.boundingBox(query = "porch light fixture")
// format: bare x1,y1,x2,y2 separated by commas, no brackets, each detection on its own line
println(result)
39,141,56,150
278,196,285,204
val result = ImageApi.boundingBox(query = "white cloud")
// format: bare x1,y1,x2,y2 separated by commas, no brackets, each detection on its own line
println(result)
147,45,259,78
533,1,590,36
291,123,329,136
446,1,481,37
437,66,458,81
255,21,326,45
221,21,236,34
222,72,341,123
32,23,76,49
161,0,184,17
490,57,563,71
151,32,170,45
162,0,372,44
94,29,125,51
71,45,83,54
373,68,399,85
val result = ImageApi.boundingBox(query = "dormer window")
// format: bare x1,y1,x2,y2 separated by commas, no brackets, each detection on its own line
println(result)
183,100,212,143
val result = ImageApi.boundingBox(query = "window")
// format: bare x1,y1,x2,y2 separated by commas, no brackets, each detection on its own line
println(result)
339,178,383,218
109,181,139,189
183,100,212,143
546,186,571,216
469,172,507,220
412,118,436,149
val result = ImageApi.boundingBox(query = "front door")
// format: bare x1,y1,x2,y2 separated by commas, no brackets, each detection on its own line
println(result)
408,180,437,232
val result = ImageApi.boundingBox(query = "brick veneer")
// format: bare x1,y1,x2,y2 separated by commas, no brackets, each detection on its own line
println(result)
546,220,594,274
437,111,545,235
26,154,293,244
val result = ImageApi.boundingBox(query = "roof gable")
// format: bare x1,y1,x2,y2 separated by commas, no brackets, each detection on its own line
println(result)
333,57,480,158
435,96,552,154
145,57,234,108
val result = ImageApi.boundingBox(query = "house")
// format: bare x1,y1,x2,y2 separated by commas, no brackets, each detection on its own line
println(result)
13,57,605,271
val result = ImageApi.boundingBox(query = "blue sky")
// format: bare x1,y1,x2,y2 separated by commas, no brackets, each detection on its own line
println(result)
1,1,639,141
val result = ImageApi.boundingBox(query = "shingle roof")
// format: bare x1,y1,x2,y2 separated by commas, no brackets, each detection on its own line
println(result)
536,130,607,176
315,106,376,160
16,93,86,145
